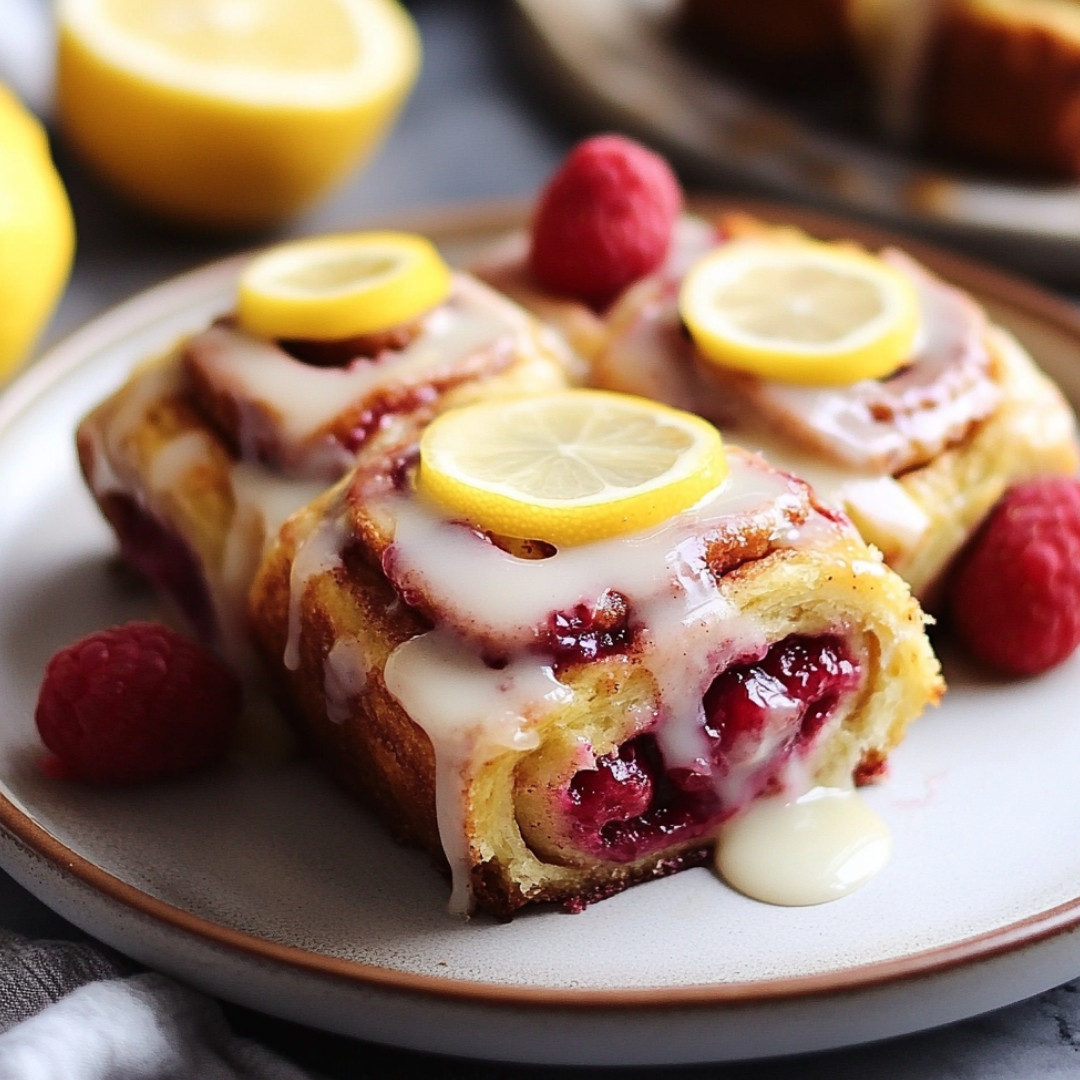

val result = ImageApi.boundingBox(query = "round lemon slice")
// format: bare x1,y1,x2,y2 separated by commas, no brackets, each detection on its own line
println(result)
679,239,920,385
236,231,452,340
416,390,727,547
56,0,419,229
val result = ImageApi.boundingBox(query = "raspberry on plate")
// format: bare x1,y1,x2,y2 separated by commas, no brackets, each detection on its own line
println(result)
528,133,683,310
947,477,1080,676
35,621,241,784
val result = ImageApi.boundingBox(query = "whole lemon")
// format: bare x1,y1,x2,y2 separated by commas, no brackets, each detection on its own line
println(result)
0,84,76,382
55,0,420,232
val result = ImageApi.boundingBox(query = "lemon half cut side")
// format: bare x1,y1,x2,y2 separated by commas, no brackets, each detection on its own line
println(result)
60,0,410,105
679,239,920,385
237,231,452,341
56,0,421,229
416,390,728,547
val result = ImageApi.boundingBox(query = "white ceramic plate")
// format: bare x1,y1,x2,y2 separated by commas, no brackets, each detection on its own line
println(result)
513,0,1080,281
2,203,1080,1067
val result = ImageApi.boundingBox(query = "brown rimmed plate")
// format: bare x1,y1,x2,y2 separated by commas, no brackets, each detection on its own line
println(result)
1,202,1079,1066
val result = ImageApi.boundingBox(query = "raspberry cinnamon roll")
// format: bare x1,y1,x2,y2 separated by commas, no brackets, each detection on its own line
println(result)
248,393,942,917
76,232,580,665
591,211,1079,605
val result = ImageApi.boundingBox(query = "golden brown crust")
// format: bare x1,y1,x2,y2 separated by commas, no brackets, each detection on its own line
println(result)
77,367,238,571
76,356,247,646
892,323,1080,603
254,497,443,856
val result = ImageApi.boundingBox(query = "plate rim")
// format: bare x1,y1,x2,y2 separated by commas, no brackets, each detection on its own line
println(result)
2,196,1080,1012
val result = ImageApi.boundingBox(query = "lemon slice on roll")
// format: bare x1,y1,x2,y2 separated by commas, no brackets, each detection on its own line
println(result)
237,231,452,340
680,239,919,385
416,390,727,547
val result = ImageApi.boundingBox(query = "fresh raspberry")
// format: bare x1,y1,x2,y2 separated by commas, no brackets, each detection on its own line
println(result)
35,622,241,784
528,133,683,310
947,477,1080,676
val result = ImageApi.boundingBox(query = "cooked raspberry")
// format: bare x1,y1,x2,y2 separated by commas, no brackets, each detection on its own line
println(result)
569,736,657,835
35,622,241,784
528,133,683,310
557,634,860,862
948,477,1080,676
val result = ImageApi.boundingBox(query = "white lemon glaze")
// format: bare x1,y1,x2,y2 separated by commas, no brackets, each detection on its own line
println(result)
325,452,877,913
716,785,892,906
185,272,571,476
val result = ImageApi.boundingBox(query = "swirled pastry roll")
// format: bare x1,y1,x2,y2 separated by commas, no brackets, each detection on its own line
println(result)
587,212,1079,605
75,270,580,661
249,439,942,918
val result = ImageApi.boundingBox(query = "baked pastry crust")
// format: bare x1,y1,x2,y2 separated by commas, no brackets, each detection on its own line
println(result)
249,442,942,917
886,322,1079,598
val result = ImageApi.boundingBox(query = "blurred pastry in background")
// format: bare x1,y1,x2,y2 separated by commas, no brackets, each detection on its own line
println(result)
677,0,1080,180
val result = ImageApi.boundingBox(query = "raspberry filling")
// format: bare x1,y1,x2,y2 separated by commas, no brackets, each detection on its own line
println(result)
279,322,420,368
101,493,218,644
558,634,861,863
546,590,633,667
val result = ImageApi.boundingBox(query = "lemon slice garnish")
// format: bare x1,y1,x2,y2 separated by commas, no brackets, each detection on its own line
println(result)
56,0,419,229
237,231,452,340
416,390,727,547
679,239,919,385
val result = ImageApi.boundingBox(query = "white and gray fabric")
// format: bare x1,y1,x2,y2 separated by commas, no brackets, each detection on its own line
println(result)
0,931,314,1080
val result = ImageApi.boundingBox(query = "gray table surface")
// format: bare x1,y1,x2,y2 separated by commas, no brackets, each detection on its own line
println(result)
6,1,1080,1075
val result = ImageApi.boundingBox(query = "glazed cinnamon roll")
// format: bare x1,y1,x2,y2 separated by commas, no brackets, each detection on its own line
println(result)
248,432,942,917
76,258,580,663
588,212,1079,605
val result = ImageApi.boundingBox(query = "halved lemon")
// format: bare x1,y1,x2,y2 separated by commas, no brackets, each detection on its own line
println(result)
416,390,727,547
0,84,75,383
236,231,452,340
679,238,920,385
56,0,419,230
